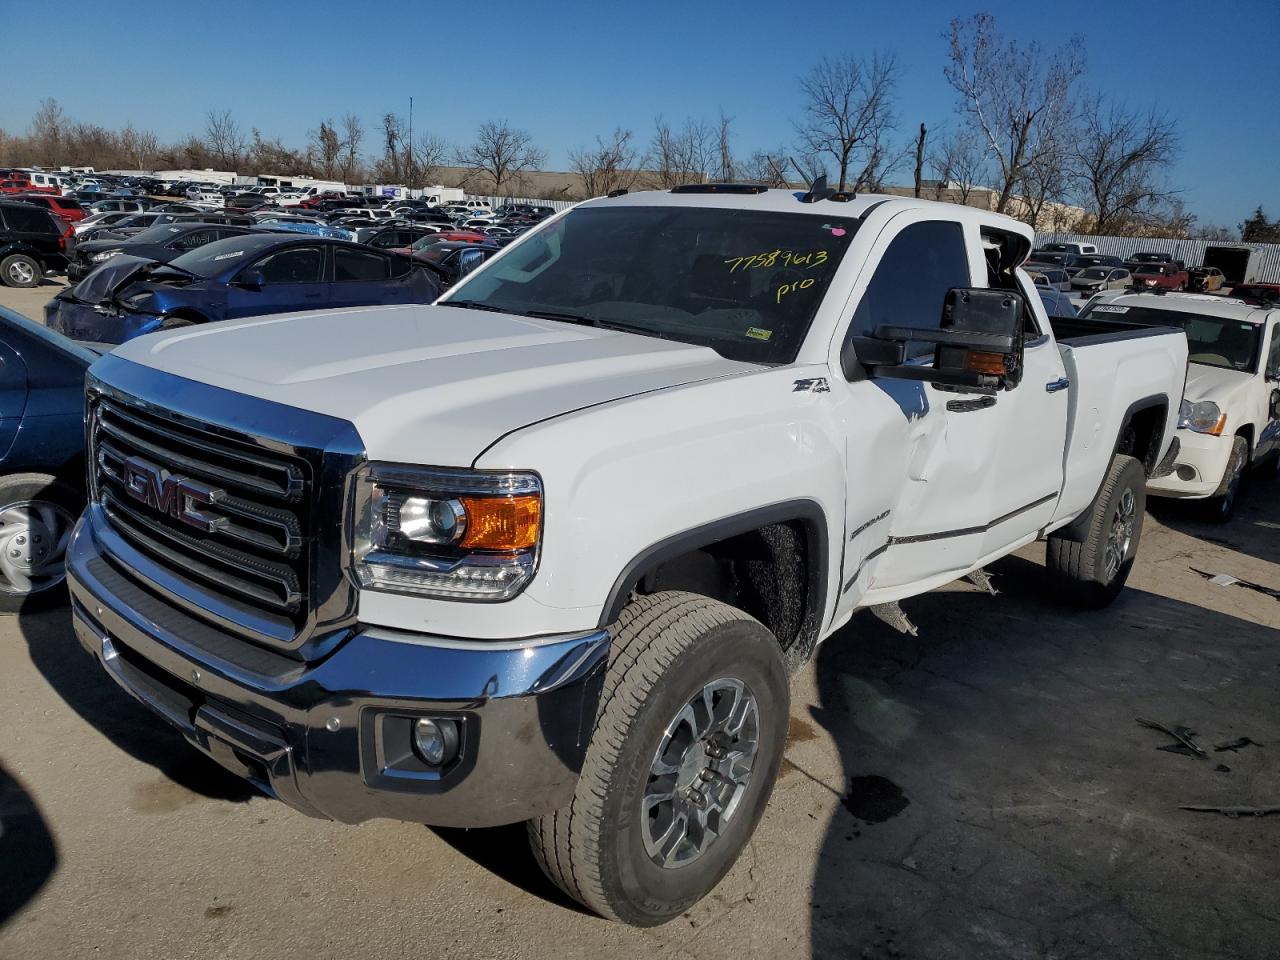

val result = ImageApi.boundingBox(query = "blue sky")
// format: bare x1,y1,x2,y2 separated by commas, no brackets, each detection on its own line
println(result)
2,0,1276,228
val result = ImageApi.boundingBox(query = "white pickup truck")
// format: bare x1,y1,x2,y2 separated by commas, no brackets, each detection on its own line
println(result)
66,186,1188,926
1082,290,1280,519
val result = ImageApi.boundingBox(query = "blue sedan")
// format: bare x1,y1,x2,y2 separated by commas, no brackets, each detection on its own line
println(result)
44,233,442,344
0,305,95,611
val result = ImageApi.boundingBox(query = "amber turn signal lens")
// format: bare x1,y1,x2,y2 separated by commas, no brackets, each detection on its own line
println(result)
964,350,1007,375
458,495,541,550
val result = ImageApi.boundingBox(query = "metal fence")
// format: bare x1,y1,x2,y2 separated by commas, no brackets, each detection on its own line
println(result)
1039,232,1280,283
464,194,578,213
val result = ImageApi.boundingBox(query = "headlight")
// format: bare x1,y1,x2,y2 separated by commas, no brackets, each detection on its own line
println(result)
1178,399,1226,435
352,464,542,600
90,250,122,262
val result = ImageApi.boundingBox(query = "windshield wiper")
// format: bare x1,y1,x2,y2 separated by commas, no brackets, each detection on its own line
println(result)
521,309,599,326
442,299,509,313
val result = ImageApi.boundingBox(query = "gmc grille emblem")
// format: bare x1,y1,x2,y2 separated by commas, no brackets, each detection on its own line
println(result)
122,455,225,532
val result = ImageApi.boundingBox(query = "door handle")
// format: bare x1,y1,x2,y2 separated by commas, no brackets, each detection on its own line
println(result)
1045,377,1071,393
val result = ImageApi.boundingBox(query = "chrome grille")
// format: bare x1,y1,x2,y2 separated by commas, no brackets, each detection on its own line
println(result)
92,396,311,626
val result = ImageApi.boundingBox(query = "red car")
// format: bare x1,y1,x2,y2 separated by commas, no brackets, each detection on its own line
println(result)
299,191,346,209
0,180,40,195
14,193,85,223
1130,262,1189,291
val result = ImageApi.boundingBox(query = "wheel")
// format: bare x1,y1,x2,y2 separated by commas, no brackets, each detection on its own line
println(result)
0,474,82,613
1202,436,1248,523
0,254,41,289
528,591,789,926
1046,454,1146,608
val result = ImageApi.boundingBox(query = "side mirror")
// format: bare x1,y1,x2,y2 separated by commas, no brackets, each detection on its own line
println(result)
457,248,486,278
235,269,265,291
1270,389,1280,420
844,288,1026,394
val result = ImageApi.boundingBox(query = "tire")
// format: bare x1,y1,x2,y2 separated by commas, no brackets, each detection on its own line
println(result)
1202,436,1248,523
159,315,197,330
1046,454,1146,608
0,254,41,289
0,474,82,613
528,591,789,926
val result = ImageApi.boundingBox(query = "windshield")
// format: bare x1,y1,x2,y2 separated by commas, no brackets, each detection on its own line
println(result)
1079,268,1111,279
1132,253,1165,262
125,225,191,244
1135,265,1168,275
167,235,278,278
442,204,858,364
1081,303,1262,371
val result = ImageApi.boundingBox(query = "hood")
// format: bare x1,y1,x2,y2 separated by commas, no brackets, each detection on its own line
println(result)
1183,363,1252,408
109,304,761,465
61,255,161,304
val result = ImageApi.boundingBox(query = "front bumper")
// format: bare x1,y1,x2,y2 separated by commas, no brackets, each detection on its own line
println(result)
43,297,158,345
1146,428,1233,499
66,516,609,827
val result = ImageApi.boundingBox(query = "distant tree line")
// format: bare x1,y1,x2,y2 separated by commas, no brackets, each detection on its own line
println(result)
0,14,1260,239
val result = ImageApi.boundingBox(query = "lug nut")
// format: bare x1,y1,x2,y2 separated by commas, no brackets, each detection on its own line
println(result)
687,787,705,805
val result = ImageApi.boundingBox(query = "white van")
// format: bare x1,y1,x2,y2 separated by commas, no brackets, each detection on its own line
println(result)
1038,241,1099,257
25,171,70,193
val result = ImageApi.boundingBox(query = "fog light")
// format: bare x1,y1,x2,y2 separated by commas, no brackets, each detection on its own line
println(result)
412,717,460,766
1176,464,1196,481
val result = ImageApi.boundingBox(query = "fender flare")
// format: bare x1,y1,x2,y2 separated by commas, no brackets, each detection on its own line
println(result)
598,498,831,636
1057,393,1169,542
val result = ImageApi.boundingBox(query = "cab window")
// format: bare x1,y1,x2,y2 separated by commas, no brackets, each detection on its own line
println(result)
852,220,970,357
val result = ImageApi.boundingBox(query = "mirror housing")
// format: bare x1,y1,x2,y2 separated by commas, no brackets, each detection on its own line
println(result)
843,288,1026,394
235,269,266,291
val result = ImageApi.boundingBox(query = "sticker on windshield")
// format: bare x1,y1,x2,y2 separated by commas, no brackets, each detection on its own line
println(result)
213,250,245,261
746,327,773,341
821,223,847,237
1093,304,1129,314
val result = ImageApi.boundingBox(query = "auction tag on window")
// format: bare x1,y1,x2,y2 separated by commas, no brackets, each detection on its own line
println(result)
746,327,773,341
1092,304,1129,314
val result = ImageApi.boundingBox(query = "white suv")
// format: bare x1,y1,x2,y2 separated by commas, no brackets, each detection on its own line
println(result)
1085,290,1280,519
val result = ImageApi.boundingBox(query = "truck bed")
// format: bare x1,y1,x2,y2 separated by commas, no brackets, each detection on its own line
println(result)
1047,314,1182,347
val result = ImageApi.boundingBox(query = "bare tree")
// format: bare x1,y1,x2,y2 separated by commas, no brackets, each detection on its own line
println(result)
795,52,899,193
928,128,986,203
738,148,793,187
717,111,735,182
944,14,1085,214
912,123,927,198
309,120,342,179
569,128,640,198
409,133,449,187
203,108,246,169
645,115,715,188
31,98,66,165
1072,94,1180,234
119,124,159,170
456,120,546,196
340,113,365,183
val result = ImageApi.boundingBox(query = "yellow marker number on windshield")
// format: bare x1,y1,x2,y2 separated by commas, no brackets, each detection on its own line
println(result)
724,249,828,273
776,278,816,303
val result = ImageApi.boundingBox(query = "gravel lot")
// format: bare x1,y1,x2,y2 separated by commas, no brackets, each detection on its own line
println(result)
0,283,1277,959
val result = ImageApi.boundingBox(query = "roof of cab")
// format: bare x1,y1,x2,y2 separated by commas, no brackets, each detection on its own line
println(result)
575,186,1032,237
1092,290,1280,325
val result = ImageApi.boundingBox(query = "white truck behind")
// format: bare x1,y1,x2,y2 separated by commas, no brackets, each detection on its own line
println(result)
66,185,1187,926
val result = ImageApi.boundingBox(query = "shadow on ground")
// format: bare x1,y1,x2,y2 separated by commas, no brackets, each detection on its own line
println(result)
806,550,1279,960
0,763,57,927
1147,470,1280,568
17,608,255,804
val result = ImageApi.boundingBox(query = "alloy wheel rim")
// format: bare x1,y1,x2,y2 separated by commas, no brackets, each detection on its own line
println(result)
0,500,75,595
1103,488,1136,581
641,677,760,869
9,261,35,284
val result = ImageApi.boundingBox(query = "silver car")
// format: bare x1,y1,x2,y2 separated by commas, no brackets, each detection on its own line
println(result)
1071,267,1131,293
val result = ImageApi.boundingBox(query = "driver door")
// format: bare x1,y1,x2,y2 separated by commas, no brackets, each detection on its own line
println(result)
226,244,326,318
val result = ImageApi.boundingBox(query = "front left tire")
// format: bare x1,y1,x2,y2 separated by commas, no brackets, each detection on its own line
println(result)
0,254,41,288
528,591,789,926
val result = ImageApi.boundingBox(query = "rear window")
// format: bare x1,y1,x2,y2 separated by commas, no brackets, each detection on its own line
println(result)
1,204,57,233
